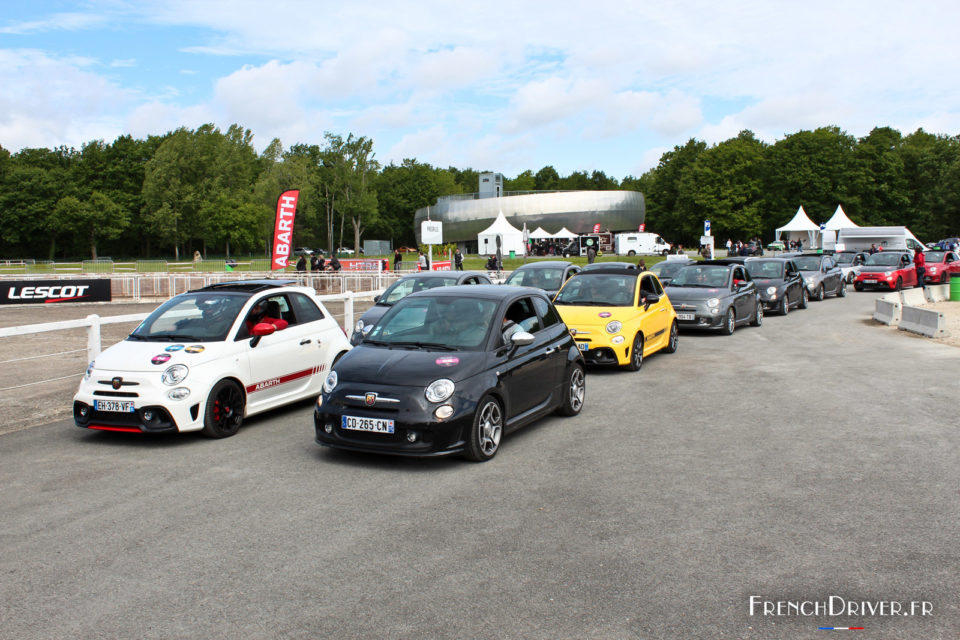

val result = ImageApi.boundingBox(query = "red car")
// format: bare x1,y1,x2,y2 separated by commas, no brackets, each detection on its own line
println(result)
920,250,960,284
853,251,918,291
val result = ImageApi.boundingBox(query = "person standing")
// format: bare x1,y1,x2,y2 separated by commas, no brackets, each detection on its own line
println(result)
393,248,403,271
586,245,597,264
418,250,428,271
914,249,926,289
310,254,320,272
328,255,342,272
295,255,307,272
454,248,464,271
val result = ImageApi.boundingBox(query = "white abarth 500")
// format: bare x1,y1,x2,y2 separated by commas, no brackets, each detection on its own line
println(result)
73,280,351,438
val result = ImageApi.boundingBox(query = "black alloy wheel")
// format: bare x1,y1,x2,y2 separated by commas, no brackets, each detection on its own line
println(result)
201,379,244,438
895,277,903,291
624,333,644,371
814,284,825,301
854,282,863,292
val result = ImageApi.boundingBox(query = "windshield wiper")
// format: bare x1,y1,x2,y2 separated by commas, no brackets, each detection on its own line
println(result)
387,341,457,351
144,333,204,342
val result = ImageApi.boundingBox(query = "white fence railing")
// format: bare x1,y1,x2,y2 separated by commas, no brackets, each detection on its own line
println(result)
0,289,384,393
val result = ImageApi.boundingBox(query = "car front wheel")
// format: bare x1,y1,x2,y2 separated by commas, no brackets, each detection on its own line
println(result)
799,287,809,308
894,277,903,291
201,379,244,438
837,280,846,297
465,395,503,462
813,284,824,301
663,321,679,354
751,301,763,326
624,333,644,371
556,364,585,416
780,296,789,316
854,282,863,292
721,309,735,336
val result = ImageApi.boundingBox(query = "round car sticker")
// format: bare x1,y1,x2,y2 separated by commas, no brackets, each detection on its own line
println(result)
598,312,612,318
151,354,171,365
435,356,460,367
165,344,185,352
185,345,205,353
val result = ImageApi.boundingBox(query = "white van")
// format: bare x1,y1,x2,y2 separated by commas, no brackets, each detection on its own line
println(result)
615,232,672,256
832,226,925,254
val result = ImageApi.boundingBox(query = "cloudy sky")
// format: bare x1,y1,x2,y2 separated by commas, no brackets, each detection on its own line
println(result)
2,1,958,180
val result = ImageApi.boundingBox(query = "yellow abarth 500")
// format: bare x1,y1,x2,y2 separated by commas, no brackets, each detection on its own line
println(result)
553,266,678,370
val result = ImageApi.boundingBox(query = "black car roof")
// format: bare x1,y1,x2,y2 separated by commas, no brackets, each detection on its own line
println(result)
406,284,548,301
512,261,575,270
581,262,638,270
396,271,487,280
575,266,640,275
695,260,740,267
193,280,297,294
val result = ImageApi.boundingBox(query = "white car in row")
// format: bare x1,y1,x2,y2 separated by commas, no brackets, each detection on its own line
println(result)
73,280,351,438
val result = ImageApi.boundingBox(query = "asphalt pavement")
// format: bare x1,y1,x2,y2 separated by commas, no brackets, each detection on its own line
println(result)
0,290,958,639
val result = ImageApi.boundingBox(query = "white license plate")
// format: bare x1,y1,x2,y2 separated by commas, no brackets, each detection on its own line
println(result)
94,400,135,413
577,342,589,351
342,415,395,434
864,279,877,284
677,313,695,321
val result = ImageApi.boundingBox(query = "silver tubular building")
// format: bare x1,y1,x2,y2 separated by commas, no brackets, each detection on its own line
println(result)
414,178,645,252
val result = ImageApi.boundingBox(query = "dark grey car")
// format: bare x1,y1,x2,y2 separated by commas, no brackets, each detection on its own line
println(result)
351,271,492,344
664,261,762,335
792,253,845,301
648,258,694,286
744,258,808,315
502,261,581,298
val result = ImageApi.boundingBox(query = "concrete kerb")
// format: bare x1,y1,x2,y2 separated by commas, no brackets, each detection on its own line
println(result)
873,292,902,326
899,305,947,337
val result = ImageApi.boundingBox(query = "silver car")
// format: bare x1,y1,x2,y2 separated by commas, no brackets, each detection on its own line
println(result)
792,254,845,301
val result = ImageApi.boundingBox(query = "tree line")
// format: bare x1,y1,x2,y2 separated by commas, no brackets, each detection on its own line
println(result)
0,124,957,260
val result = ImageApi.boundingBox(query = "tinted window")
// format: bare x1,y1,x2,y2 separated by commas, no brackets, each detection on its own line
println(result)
745,261,784,278
290,292,325,323
532,297,561,328
505,297,541,333
368,296,497,350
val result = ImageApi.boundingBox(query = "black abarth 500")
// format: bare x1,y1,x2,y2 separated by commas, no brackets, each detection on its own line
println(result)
315,285,585,461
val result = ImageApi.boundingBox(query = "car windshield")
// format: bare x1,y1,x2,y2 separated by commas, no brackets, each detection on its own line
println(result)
366,296,498,350
669,265,731,288
554,274,636,306
792,256,823,271
834,253,856,264
650,261,690,279
504,267,564,290
129,292,247,342
379,276,460,305
745,260,784,278
864,252,905,266
923,251,945,262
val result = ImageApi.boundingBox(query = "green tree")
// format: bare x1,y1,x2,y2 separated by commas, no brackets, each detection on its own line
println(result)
51,191,129,259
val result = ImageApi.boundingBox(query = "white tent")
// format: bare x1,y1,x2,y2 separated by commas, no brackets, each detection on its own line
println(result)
775,206,821,249
477,211,525,257
823,205,858,230
553,227,578,239
528,227,553,239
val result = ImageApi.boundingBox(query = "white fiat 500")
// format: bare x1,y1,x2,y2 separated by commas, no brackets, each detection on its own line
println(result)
73,280,351,438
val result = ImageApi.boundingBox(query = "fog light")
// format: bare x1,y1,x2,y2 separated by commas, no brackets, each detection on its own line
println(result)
80,406,89,417
711,308,719,315
611,336,625,345
324,423,333,434
406,431,418,443
435,405,454,420
143,410,154,421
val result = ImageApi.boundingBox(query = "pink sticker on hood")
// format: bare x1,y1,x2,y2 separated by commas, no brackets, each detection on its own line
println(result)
151,354,171,365
599,312,612,318
436,357,460,367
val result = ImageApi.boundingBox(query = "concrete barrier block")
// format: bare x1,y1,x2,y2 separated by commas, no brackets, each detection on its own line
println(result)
899,305,946,338
900,288,927,306
925,284,949,303
873,298,902,326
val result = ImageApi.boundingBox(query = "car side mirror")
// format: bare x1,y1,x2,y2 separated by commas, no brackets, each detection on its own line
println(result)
509,331,534,347
251,322,276,337
644,293,660,309
373,295,381,303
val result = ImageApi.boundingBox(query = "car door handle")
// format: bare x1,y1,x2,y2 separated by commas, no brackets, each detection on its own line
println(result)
300,339,312,345
544,346,560,355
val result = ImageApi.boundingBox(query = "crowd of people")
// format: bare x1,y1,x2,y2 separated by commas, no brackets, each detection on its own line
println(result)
295,253,341,272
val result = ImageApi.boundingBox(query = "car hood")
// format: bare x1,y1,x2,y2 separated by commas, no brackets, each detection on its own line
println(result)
335,345,487,385
663,286,727,302
92,339,229,372
860,266,900,274
556,305,634,329
753,278,786,287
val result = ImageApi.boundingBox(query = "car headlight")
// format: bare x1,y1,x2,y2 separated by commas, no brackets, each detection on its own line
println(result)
161,364,188,386
766,286,777,295
805,277,815,285
425,378,455,403
323,371,338,394
605,320,622,334
84,360,95,380
354,319,364,333
706,298,720,308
